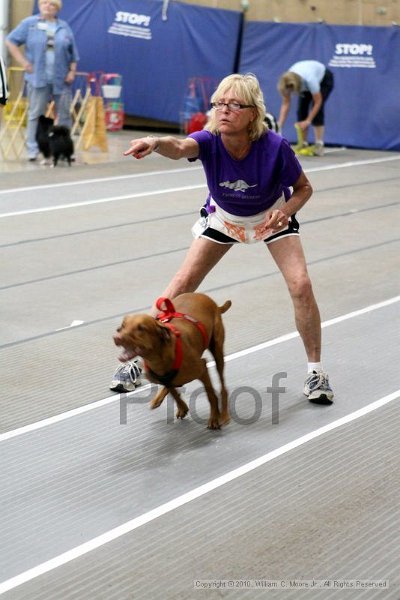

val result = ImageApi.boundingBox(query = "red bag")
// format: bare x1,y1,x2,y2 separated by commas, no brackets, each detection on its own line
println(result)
186,112,207,134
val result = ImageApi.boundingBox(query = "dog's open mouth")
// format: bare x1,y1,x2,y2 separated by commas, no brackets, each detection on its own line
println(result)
117,347,136,362
113,336,141,362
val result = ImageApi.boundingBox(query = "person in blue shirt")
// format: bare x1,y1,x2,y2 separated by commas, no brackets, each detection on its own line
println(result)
277,60,334,156
6,0,79,160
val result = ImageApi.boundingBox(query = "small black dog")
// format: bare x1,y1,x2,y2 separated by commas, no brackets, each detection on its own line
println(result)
36,115,53,161
36,115,74,166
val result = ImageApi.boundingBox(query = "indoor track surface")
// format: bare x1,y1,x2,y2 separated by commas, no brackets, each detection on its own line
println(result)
1,135,399,599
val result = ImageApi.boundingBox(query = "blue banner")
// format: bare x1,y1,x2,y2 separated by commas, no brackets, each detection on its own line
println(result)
239,22,400,151
52,0,242,124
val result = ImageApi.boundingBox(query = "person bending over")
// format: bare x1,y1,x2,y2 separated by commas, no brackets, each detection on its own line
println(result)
110,72,334,405
277,60,334,156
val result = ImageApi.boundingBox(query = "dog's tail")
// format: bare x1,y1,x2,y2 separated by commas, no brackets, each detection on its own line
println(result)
219,300,232,314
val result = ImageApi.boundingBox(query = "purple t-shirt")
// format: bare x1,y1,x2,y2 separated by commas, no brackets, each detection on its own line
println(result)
188,130,302,217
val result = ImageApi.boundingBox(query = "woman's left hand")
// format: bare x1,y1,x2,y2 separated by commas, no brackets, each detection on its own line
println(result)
253,209,288,240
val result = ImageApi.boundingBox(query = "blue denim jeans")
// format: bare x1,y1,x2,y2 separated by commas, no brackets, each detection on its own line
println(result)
27,83,72,158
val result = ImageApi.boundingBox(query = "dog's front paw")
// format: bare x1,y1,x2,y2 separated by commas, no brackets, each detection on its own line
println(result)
176,403,189,420
207,416,221,430
150,387,168,410
150,397,163,410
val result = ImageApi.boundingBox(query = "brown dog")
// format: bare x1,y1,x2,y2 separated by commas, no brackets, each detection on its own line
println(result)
113,293,231,429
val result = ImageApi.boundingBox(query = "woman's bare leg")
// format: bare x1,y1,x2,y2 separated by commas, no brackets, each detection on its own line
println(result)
151,237,233,314
267,235,321,362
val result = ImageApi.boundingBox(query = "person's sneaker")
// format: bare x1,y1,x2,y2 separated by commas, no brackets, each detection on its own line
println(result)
293,140,308,151
304,370,334,405
313,142,325,157
297,145,315,156
109,359,143,393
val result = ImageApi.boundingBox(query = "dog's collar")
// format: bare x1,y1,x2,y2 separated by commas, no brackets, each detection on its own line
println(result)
144,322,182,386
145,367,179,387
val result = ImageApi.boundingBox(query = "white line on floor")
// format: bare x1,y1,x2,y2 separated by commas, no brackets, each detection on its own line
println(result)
1,155,399,217
224,294,400,362
0,166,203,195
0,184,206,218
305,154,400,172
0,388,398,595
1,294,398,443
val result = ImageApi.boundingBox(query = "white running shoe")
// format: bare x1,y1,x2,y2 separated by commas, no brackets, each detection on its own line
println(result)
304,370,334,405
109,359,143,393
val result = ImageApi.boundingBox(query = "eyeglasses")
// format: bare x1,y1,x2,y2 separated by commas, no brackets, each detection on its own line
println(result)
211,101,255,111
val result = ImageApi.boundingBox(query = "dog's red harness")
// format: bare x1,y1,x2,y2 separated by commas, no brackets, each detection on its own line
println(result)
144,297,209,386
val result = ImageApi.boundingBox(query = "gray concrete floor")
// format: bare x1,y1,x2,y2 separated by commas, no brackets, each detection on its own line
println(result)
0,132,399,599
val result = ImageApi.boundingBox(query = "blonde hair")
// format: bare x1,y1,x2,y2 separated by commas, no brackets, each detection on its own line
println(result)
205,73,267,141
278,71,302,97
39,0,62,10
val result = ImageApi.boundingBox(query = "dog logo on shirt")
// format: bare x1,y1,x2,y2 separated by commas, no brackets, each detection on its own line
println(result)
219,180,257,192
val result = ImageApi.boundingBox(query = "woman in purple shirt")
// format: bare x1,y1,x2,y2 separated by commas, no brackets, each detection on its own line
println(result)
111,73,334,404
